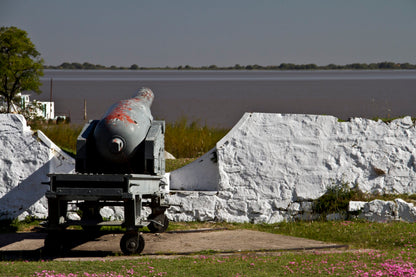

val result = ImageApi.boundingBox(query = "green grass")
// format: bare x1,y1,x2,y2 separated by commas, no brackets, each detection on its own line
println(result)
34,123,83,157
165,158,197,172
2,220,416,275
4,251,416,276
165,117,228,158
242,220,416,250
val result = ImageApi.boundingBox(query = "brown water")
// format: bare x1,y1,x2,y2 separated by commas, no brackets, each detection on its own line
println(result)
33,70,416,127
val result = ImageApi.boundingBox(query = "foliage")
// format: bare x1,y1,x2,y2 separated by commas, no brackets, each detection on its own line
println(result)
130,64,139,70
313,182,360,217
45,61,416,70
0,26,44,113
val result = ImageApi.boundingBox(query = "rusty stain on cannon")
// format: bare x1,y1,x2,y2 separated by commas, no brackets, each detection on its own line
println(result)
93,87,154,163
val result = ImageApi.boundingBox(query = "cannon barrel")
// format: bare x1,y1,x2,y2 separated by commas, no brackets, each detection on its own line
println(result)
93,87,154,164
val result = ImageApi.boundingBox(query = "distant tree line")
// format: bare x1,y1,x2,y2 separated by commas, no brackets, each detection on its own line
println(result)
45,61,416,70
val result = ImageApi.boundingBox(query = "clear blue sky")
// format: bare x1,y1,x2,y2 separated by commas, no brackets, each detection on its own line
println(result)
1,0,415,67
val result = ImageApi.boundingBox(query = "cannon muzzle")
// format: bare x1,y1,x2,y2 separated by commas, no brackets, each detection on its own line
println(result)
93,87,154,164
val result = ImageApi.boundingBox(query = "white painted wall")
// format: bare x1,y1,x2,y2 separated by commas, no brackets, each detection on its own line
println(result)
167,113,416,223
0,114,74,220
3,112,416,223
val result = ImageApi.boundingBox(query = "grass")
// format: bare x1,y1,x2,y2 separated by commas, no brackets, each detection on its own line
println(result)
0,217,43,233
244,220,416,250
164,117,228,158
33,123,83,156
2,220,416,276
5,252,416,276
165,158,197,172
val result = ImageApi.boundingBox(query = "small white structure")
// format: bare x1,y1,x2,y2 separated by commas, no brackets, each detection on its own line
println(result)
0,93,55,120
20,94,55,120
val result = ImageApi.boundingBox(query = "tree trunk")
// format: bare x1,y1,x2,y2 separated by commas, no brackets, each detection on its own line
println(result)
6,96,11,113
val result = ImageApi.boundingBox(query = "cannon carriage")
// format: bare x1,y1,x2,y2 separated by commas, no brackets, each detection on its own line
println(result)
44,88,169,255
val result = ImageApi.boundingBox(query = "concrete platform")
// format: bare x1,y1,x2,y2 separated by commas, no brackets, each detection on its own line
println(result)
0,229,347,260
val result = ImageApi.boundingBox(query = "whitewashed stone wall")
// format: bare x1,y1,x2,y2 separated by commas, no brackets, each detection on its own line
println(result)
3,113,416,223
0,114,74,220
167,113,416,223
349,199,416,222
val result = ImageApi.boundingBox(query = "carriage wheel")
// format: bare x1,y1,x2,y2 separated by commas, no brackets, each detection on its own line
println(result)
120,233,145,255
147,213,169,233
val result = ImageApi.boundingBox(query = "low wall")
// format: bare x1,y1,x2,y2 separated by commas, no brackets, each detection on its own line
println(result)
2,113,416,223
0,114,74,220
167,113,416,223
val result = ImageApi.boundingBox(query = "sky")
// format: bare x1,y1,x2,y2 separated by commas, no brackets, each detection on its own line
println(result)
1,0,415,67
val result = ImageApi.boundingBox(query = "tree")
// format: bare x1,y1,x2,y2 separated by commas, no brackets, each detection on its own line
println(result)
130,64,139,70
0,26,43,113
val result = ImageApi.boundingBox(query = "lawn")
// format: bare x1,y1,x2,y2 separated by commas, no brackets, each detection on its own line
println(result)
1,220,416,276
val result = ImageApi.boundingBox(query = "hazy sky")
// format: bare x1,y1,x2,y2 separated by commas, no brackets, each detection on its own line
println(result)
1,0,415,67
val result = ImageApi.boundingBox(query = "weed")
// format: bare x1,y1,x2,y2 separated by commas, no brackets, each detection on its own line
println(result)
313,182,358,217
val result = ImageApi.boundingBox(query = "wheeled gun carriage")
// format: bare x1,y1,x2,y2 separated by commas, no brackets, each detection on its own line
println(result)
44,88,169,255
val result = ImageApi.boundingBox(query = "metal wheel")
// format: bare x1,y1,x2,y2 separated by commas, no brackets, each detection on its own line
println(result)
147,213,169,233
120,233,145,255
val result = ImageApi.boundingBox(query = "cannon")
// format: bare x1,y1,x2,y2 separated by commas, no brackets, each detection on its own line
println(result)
44,88,169,255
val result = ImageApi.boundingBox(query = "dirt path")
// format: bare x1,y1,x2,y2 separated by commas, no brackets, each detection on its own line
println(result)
0,229,347,260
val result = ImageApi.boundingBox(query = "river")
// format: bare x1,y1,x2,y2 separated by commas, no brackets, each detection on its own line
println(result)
31,70,416,128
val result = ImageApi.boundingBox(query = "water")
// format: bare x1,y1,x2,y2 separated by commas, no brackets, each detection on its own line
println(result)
32,70,416,128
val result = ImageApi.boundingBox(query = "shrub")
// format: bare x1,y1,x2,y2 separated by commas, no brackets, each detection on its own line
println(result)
313,182,358,217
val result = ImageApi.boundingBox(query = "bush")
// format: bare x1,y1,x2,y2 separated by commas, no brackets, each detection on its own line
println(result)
313,182,358,217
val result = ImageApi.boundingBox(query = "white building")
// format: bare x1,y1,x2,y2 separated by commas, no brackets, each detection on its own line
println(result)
1,93,55,120
20,94,55,120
